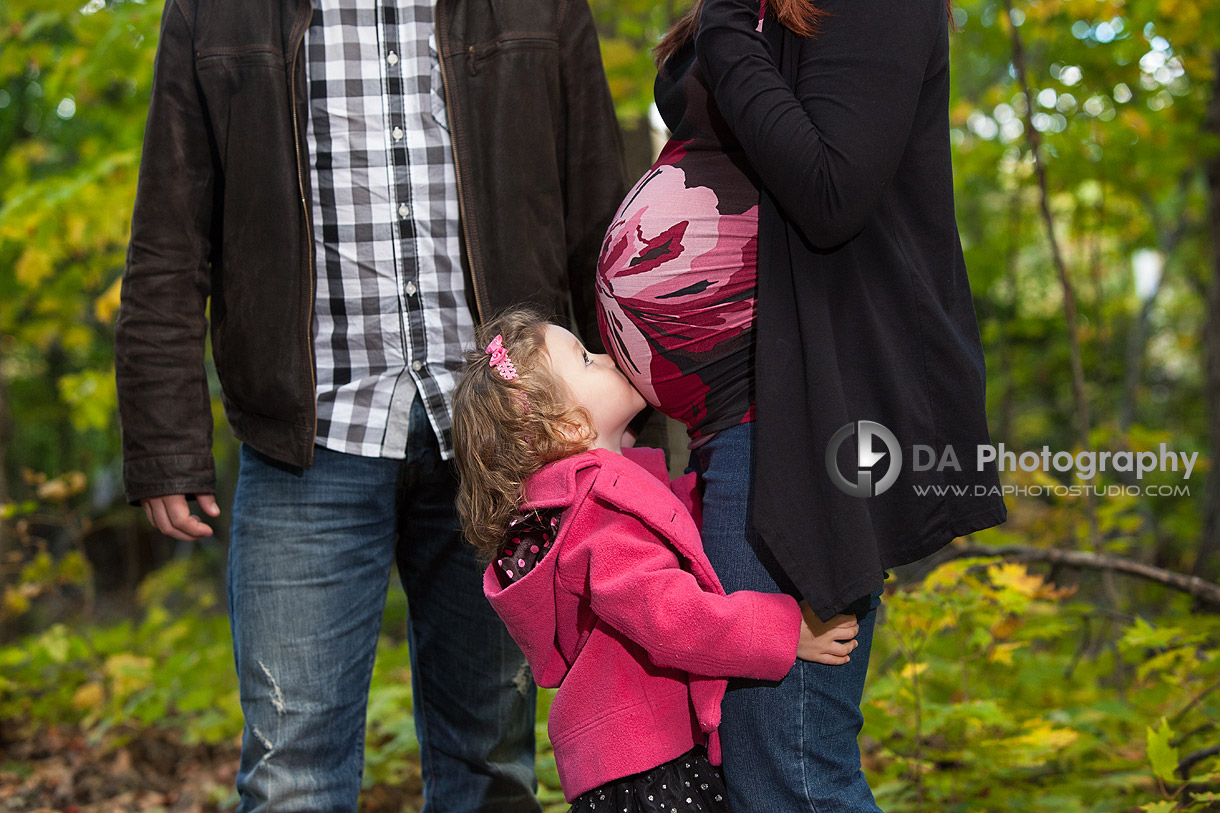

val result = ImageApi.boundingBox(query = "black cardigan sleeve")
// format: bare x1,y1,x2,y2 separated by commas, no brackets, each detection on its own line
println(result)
695,0,941,249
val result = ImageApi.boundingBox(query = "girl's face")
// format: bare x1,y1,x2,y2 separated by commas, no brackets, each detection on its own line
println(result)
542,324,647,451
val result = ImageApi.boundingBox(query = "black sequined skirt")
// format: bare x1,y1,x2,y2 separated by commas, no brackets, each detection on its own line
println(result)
568,746,730,812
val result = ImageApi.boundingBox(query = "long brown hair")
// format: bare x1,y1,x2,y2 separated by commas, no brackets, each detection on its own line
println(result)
654,0,954,67
655,0,823,66
452,309,594,560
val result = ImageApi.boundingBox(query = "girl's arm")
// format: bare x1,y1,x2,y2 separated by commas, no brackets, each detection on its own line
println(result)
556,506,802,680
695,0,942,249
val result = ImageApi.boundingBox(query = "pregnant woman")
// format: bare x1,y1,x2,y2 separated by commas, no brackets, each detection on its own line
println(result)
596,0,1008,808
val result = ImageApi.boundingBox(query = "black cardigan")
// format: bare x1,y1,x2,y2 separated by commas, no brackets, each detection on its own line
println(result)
696,0,1007,619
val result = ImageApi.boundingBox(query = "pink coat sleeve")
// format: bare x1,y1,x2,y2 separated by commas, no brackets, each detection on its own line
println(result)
556,501,800,680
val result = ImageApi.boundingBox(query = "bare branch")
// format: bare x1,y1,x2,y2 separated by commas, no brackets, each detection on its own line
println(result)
947,542,1220,608
1179,744,1220,780
1173,679,1220,729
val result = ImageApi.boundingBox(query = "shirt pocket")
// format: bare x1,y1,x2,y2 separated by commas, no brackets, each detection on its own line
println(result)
428,29,449,132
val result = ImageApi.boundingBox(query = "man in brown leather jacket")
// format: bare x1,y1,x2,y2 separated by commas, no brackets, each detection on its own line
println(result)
114,0,626,808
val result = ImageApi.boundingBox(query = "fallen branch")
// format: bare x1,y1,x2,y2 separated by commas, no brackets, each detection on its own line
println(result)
947,543,1220,608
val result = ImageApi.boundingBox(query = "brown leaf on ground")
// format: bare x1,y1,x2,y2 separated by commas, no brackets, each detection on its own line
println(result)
0,723,424,812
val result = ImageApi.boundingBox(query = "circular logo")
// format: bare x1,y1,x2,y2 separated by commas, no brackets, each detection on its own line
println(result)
825,420,902,497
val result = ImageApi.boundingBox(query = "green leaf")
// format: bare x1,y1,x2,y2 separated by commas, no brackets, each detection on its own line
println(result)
1123,617,1185,652
1147,717,1180,782
1139,803,1177,813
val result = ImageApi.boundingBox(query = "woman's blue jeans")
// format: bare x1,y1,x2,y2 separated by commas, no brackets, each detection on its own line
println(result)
691,420,883,812
227,396,538,812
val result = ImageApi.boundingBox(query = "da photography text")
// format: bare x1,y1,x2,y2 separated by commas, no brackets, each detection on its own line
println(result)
825,420,1199,499
919,442,1198,481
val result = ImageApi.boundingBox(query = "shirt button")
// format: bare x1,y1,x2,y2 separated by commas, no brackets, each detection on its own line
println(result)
411,360,423,372
405,281,417,296
392,126,404,141
386,51,398,65
398,203,410,218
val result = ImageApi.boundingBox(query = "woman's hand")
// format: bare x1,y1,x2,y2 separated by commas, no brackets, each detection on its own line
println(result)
795,603,859,665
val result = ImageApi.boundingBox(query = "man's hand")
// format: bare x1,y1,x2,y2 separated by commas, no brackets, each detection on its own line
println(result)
795,602,860,665
141,494,220,541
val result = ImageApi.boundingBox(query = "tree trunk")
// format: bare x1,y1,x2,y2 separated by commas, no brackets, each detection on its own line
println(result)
1197,50,1220,581
1002,0,1116,605
1119,175,1192,432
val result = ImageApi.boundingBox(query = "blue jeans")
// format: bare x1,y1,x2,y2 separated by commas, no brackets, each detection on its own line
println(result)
691,421,882,813
227,397,538,812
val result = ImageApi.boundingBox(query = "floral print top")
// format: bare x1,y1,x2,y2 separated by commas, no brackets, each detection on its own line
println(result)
596,40,760,442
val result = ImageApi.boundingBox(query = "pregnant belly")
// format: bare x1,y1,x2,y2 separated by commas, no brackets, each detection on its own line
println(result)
596,154,758,433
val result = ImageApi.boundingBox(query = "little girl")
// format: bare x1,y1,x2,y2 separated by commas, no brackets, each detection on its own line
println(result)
452,309,859,812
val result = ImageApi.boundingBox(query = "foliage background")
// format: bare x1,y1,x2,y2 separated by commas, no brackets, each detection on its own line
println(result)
3,0,1220,809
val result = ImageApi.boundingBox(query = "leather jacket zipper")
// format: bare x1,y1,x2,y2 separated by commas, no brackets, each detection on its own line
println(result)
435,1,487,323
290,0,317,466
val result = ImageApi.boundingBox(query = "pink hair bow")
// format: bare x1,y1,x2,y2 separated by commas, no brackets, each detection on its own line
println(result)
485,334,518,381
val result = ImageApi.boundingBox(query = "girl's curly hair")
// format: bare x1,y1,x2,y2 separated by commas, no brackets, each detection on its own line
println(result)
452,308,594,560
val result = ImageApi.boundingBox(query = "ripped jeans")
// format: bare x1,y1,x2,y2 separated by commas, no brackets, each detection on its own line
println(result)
227,397,538,812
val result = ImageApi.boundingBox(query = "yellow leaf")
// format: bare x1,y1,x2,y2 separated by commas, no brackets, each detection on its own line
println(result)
990,616,1022,640
950,100,974,127
981,719,1081,767
987,563,1045,598
1,586,30,618
104,653,154,697
988,642,1024,665
1012,720,1079,751
598,38,637,72
72,682,105,711
923,557,997,592
900,662,928,680
95,277,122,323
62,324,94,352
15,248,53,286
65,212,88,246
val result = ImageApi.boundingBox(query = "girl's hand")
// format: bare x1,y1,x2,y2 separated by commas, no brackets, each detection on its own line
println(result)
795,603,859,665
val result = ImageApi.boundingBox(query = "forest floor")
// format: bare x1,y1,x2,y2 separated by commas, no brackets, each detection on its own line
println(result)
0,724,424,813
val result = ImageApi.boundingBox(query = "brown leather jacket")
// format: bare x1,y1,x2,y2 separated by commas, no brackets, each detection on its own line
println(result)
115,0,627,503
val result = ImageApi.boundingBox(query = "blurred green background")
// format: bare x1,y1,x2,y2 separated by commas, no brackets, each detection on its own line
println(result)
3,0,1220,809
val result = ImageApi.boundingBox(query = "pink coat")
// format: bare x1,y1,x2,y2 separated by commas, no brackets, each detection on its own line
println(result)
483,446,802,801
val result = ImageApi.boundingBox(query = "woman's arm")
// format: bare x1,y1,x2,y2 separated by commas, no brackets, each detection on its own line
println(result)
695,0,942,249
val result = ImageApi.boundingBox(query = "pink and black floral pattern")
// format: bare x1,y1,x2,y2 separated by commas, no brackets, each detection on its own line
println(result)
596,46,760,439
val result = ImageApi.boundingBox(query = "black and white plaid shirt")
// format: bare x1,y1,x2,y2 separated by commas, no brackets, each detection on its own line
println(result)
304,0,471,459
